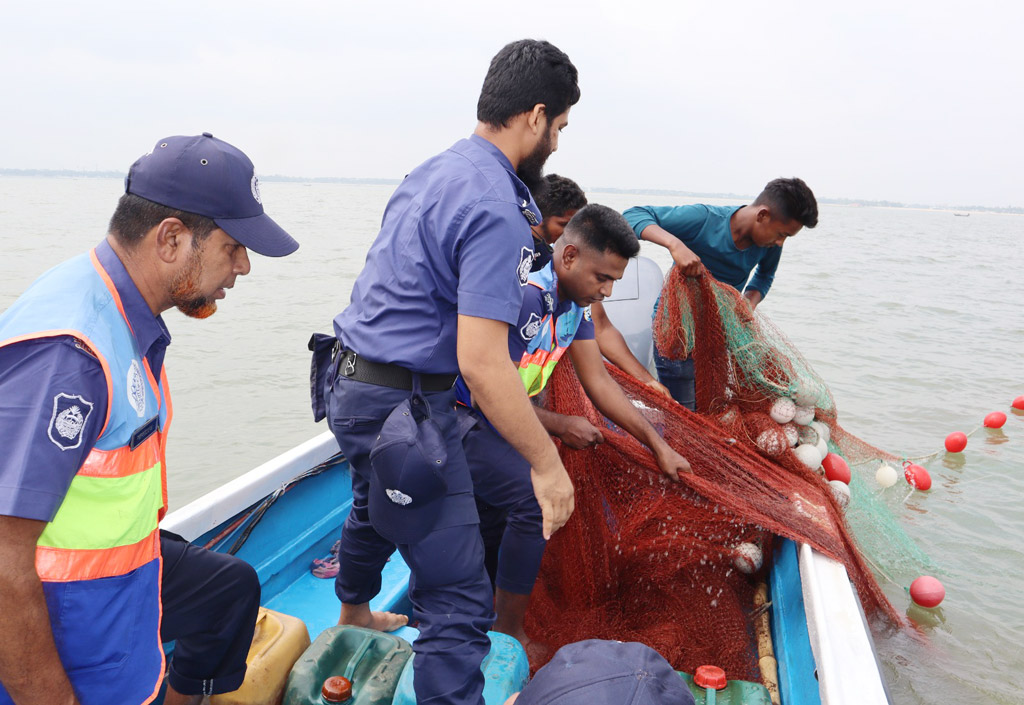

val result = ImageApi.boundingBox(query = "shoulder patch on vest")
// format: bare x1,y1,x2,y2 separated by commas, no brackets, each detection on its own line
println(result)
584,306,592,322
520,312,543,342
543,292,555,313
517,247,533,286
127,360,146,417
48,393,94,451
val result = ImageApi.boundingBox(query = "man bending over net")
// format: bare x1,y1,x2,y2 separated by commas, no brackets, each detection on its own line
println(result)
454,204,691,656
623,178,818,409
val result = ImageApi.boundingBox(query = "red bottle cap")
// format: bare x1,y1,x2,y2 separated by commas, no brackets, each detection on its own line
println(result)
322,676,353,702
694,665,727,690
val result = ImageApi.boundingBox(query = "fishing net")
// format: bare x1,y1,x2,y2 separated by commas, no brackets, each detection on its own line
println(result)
525,267,928,682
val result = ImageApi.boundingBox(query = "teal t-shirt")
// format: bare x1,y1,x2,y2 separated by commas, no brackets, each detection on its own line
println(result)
623,203,781,296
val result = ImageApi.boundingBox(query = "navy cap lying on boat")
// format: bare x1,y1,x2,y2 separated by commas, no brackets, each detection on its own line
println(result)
367,393,448,544
125,133,299,257
512,640,695,705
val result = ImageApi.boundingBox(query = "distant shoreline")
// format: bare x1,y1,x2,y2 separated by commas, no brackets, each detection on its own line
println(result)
2,168,1021,216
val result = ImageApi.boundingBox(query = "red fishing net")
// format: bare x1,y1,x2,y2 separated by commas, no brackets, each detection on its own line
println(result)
524,268,901,682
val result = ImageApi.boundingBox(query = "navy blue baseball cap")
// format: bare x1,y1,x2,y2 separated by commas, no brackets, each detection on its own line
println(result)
516,640,695,705
368,398,448,545
125,133,298,257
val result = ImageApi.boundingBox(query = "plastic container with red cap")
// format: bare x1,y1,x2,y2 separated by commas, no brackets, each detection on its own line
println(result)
284,625,411,705
678,666,772,704
321,676,353,703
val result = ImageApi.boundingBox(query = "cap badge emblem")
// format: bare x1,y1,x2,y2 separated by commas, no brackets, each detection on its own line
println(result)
250,175,262,204
386,489,412,506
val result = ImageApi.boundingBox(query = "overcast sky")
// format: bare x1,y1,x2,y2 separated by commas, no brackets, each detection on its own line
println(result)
2,0,1021,208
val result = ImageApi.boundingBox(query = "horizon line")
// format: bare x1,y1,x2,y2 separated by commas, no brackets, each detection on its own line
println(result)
1,167,1020,214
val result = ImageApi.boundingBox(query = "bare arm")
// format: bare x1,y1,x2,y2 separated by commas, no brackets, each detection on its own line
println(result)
458,314,574,538
568,339,691,480
533,405,604,450
639,224,703,276
590,302,671,399
0,515,79,705
743,289,763,310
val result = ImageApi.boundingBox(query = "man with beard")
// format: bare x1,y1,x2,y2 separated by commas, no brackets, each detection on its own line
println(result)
0,133,298,705
321,40,579,705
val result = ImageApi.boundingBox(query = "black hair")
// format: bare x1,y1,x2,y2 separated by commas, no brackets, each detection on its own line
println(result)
535,174,588,218
563,204,640,259
108,193,218,248
753,177,819,228
477,39,581,128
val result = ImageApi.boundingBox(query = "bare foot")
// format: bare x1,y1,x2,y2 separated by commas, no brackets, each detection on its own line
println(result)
338,602,408,632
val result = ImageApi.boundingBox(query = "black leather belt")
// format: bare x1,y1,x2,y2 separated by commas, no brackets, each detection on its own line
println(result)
337,350,457,392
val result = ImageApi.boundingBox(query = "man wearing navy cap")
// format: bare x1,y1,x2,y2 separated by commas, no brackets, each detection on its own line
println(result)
323,39,579,705
507,640,695,705
0,133,298,705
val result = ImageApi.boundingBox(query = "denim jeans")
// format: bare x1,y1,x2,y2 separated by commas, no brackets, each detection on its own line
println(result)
653,350,696,411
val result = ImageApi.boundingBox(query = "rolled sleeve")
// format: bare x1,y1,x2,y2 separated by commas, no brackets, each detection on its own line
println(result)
456,200,531,325
0,337,107,521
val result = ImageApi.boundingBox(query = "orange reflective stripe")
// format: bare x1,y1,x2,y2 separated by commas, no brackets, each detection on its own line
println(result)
0,329,114,438
527,280,545,290
36,529,160,582
79,434,161,478
90,248,134,337
158,367,172,520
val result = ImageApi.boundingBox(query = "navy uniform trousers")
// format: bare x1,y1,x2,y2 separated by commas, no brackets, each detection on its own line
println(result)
327,374,494,705
458,407,545,596
159,531,261,696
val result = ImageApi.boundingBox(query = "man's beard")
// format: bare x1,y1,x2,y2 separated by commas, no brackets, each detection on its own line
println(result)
169,246,217,319
516,128,552,195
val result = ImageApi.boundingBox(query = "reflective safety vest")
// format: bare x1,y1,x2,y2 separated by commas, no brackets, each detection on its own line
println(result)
0,249,170,705
517,263,588,397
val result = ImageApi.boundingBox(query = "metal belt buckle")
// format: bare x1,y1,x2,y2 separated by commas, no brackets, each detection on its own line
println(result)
342,351,357,377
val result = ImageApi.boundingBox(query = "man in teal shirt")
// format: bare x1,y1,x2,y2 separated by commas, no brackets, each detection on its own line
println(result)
623,177,818,408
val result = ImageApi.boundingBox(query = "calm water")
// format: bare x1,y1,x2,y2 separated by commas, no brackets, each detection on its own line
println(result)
2,176,1022,703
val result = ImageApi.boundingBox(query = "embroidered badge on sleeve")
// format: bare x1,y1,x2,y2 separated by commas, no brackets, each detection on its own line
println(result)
517,246,533,286
48,393,94,451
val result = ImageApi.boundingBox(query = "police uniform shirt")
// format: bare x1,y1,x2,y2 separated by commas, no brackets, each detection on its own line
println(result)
0,240,171,521
334,135,541,375
509,276,595,363
453,274,595,410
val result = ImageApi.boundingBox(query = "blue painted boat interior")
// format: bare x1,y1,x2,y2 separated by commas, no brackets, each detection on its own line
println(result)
196,459,420,645
186,459,812,704
770,539,821,705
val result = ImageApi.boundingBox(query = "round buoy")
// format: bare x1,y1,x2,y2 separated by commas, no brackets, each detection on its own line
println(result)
944,431,968,453
1012,395,1024,411
822,453,851,484
793,405,815,426
769,397,797,424
984,411,1007,429
756,429,786,457
904,463,932,491
794,443,822,470
782,423,799,448
732,543,763,574
876,464,898,488
909,576,945,608
829,479,851,510
810,420,831,443
797,424,819,446
815,437,829,462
